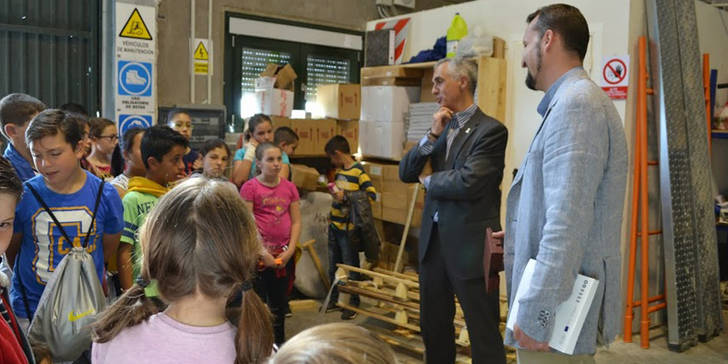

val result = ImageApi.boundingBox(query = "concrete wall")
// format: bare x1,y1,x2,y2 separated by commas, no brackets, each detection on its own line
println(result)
156,0,470,108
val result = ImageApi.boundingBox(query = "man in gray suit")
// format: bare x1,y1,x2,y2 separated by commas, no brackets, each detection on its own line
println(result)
399,57,507,364
493,4,628,363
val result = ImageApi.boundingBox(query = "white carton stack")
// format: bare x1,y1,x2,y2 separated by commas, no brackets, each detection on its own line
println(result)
253,76,294,117
406,102,439,141
359,86,420,159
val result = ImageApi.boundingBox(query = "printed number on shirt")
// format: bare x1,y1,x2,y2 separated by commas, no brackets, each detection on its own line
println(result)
31,207,97,283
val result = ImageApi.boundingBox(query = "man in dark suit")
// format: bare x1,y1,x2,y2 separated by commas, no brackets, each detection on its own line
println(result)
399,56,507,364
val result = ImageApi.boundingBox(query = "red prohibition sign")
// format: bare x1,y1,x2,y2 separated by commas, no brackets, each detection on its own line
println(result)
603,59,627,85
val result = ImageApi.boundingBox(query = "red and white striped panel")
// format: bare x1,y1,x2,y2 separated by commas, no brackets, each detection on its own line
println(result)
375,17,411,64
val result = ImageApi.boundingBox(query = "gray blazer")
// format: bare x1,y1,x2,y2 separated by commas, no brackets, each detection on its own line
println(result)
503,68,628,354
400,108,507,279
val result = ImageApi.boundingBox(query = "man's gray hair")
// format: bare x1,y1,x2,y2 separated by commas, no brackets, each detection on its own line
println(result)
435,56,478,95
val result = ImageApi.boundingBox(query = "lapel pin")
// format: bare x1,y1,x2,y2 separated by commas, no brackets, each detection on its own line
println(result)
465,127,471,134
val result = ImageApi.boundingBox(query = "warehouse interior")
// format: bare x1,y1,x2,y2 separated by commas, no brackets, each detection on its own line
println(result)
1,0,728,363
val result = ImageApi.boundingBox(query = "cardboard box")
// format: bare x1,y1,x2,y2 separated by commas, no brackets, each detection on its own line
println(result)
362,161,398,183
316,118,337,154
260,63,297,91
381,189,424,210
270,116,291,131
317,84,361,120
275,64,297,91
336,120,359,153
371,192,382,220
358,120,405,160
291,119,317,155
382,206,423,227
360,86,420,123
254,89,294,117
291,164,321,191
361,66,424,79
289,118,337,156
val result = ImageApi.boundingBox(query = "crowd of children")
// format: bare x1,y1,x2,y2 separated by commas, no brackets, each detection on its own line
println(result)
0,92,388,363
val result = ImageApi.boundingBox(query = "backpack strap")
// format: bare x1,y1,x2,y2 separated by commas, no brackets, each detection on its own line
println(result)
26,184,73,246
27,181,105,249
84,181,105,248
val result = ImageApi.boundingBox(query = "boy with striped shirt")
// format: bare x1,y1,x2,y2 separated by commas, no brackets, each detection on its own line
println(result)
324,136,376,320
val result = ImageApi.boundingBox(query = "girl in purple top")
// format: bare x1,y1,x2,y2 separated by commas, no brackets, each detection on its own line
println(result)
91,178,274,364
240,142,301,346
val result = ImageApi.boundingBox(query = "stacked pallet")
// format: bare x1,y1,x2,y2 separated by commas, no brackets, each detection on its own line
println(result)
334,264,473,361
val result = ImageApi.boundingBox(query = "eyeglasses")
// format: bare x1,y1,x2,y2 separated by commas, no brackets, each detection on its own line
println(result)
98,135,119,141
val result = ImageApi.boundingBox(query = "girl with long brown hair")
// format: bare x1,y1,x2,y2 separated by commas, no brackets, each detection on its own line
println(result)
92,177,274,364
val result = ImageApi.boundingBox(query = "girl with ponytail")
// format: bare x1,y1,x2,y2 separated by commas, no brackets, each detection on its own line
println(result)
91,177,274,364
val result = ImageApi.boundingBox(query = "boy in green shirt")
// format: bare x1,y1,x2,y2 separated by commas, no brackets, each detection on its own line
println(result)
118,126,188,290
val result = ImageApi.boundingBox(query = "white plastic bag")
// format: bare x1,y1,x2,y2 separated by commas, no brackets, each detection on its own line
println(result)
456,25,493,58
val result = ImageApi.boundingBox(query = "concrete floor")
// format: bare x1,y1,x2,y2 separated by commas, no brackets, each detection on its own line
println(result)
285,302,728,364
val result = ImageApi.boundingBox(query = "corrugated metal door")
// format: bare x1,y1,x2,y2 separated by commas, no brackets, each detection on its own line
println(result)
0,0,99,112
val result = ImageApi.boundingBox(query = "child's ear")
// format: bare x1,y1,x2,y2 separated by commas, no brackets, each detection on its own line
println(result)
147,156,160,170
4,124,17,139
74,141,85,159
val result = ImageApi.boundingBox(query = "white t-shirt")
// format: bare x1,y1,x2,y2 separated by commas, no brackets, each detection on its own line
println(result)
110,174,129,194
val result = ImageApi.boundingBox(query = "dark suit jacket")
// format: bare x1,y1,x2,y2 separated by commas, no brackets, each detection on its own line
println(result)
399,107,507,279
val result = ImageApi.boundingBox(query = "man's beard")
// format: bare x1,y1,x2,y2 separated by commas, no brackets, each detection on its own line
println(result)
525,44,542,90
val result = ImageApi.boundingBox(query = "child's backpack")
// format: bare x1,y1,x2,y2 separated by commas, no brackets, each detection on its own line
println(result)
18,182,107,361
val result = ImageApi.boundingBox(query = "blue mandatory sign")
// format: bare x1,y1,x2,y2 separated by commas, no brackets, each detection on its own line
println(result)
119,114,152,136
118,60,152,96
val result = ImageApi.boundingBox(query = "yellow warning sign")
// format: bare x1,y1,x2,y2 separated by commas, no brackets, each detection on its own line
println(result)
194,62,209,75
194,42,209,61
119,8,152,40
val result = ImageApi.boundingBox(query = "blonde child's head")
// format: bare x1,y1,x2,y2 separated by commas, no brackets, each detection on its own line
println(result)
94,177,274,363
269,323,398,364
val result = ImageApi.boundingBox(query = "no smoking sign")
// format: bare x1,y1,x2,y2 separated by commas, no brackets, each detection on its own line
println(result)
600,56,629,99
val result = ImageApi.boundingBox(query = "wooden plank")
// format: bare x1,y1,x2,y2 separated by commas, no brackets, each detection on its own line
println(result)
337,302,421,332
350,280,421,302
337,264,420,288
477,56,507,122
288,299,319,312
493,36,506,59
338,284,420,310
361,76,422,87
374,267,419,282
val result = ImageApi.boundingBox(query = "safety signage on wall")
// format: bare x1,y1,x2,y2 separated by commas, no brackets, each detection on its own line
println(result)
600,56,629,100
192,38,212,76
115,2,156,128
119,114,153,136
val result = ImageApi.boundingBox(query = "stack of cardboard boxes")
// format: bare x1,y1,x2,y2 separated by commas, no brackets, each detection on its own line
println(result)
363,161,425,227
254,63,297,117
270,116,335,156
358,66,422,160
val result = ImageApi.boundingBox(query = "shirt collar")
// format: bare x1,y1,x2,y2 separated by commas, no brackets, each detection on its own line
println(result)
453,103,477,129
537,66,583,117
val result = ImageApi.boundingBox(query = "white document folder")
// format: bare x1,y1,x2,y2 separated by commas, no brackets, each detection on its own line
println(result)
506,259,599,354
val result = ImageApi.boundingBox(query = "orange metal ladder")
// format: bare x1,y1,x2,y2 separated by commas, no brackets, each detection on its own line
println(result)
623,36,667,349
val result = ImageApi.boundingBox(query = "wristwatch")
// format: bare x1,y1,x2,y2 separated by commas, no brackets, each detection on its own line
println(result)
428,128,441,139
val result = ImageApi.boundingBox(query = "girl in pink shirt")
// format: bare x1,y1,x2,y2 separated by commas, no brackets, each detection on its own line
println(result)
240,143,301,346
91,178,274,364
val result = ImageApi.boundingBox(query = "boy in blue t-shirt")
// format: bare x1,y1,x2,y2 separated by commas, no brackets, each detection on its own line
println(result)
0,93,46,182
6,109,123,320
